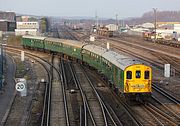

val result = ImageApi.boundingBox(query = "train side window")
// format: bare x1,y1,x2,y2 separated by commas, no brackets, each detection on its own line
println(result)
144,71,150,79
126,71,132,79
136,70,141,78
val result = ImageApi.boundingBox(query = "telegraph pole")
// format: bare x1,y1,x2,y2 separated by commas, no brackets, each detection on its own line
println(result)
116,14,119,31
95,11,98,28
153,8,157,40
0,38,3,90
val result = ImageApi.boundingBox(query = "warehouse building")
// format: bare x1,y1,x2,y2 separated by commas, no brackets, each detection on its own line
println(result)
15,22,39,36
0,11,16,22
15,29,38,36
105,24,118,31
0,20,16,32
0,11,16,32
16,22,39,29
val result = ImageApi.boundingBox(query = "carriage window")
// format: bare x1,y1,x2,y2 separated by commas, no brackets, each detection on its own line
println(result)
126,71,132,79
136,70,141,78
144,71,150,79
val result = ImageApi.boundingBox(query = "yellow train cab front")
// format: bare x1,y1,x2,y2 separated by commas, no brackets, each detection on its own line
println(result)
124,64,152,93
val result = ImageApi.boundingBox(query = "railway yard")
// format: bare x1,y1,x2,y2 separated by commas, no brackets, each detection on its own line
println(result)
0,25,180,126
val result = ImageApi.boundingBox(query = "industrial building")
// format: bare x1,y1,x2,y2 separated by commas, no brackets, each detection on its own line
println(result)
0,11,16,22
0,11,16,32
15,29,38,36
105,24,118,31
15,22,39,36
16,22,39,29
0,20,16,32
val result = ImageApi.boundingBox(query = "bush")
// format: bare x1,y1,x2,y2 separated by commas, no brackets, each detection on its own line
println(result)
7,36,22,46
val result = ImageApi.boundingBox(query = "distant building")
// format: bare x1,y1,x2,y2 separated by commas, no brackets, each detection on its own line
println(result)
174,24,180,32
157,23,180,33
141,23,154,29
157,22,180,27
16,22,39,29
15,21,39,36
15,29,37,36
0,20,16,32
39,17,48,33
0,11,16,22
21,16,30,22
0,11,16,32
105,24,118,31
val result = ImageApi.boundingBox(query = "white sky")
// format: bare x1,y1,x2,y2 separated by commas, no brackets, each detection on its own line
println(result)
0,0,180,18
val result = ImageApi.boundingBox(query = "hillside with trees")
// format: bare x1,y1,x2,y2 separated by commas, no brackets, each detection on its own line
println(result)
126,10,180,25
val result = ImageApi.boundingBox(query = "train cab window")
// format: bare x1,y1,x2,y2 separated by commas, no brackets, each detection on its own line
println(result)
144,71,150,79
126,71,132,79
136,70,141,78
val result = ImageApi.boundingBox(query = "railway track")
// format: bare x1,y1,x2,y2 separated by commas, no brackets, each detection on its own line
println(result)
150,96,180,124
76,63,144,126
97,39,180,101
5,41,179,125
5,47,70,126
84,67,146,126
56,25,78,40
97,37,180,64
68,61,106,125
0,54,16,126
150,52,180,75
39,55,71,126
115,34,180,48
152,84,180,104
68,62,123,126
144,102,179,126
5,49,50,126
83,64,180,126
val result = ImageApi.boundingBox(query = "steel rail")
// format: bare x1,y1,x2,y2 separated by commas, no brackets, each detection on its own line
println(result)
70,62,91,126
60,59,70,126
80,65,120,126
152,84,180,104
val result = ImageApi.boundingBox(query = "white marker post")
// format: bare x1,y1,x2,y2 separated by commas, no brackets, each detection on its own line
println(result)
15,78,27,96
107,42,110,50
15,82,25,92
21,51,24,61
164,64,170,78
90,36,95,42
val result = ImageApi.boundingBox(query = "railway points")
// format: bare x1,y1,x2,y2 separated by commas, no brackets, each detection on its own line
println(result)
1,1,180,126
0,17,180,126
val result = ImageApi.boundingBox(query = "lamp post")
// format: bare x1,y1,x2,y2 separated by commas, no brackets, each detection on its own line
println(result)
0,38,3,90
0,35,7,90
3,37,7,68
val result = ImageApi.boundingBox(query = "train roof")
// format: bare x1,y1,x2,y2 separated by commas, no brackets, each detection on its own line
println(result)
23,36,142,70
102,51,141,70
83,44,141,70
22,35,46,40
83,44,107,55
45,37,84,48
